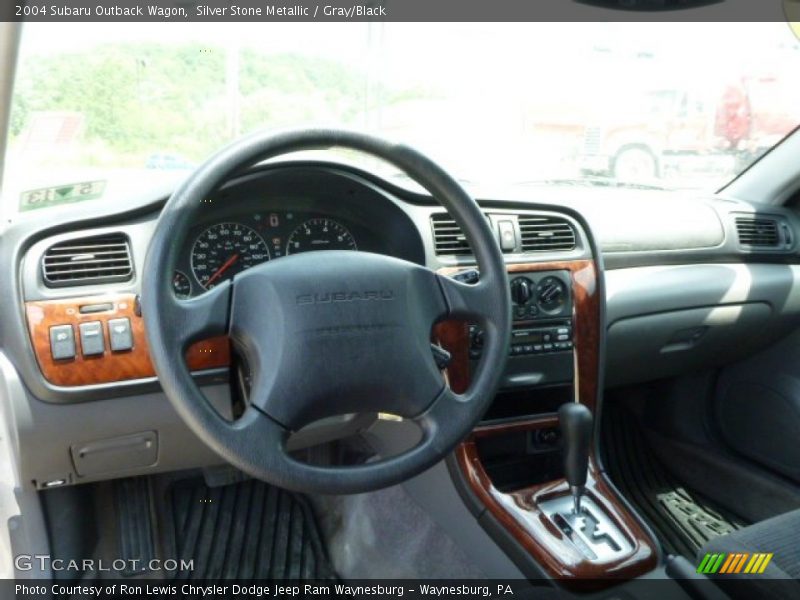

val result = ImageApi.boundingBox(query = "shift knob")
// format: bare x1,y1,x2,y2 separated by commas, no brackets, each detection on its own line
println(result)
558,402,593,512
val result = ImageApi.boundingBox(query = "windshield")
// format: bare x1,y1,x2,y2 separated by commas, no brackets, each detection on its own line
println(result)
4,22,800,214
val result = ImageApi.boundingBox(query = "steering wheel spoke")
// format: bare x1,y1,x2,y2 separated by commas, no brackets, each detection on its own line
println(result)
169,280,232,347
436,272,501,324
414,385,459,431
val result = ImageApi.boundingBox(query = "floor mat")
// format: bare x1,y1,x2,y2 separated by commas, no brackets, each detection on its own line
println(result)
164,477,336,580
602,403,747,557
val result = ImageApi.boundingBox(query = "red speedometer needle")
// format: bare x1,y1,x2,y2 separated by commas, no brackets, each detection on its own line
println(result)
205,253,239,286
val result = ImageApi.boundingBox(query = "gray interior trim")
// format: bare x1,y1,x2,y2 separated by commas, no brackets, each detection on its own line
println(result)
605,263,800,387
606,263,800,323
0,354,51,578
8,489,52,579
0,22,21,202
715,326,800,483
0,351,228,488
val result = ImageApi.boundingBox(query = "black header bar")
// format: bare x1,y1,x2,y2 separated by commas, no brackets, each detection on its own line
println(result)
2,0,800,23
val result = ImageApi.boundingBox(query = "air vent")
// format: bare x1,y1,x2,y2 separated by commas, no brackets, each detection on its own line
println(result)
431,213,471,256
519,215,576,252
735,217,780,248
42,233,133,287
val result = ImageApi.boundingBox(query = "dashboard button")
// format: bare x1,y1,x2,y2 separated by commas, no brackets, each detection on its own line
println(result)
79,303,114,314
497,220,517,251
108,318,134,352
49,325,76,360
79,321,105,356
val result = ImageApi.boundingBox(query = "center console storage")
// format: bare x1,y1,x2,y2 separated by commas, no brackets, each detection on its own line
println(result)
481,385,572,421
477,385,570,491
475,423,563,492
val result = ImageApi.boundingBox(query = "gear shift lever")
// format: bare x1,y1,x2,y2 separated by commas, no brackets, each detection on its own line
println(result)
558,402,593,514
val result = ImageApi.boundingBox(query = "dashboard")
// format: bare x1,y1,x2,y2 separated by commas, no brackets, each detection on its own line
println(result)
7,161,800,404
4,159,800,491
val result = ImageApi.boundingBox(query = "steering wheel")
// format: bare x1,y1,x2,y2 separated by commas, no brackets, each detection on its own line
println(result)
143,129,511,494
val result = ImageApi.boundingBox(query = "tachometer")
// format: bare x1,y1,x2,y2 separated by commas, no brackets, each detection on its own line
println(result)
286,218,357,255
191,222,270,289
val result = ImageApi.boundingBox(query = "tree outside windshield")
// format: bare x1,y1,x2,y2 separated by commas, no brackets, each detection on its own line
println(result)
4,22,800,213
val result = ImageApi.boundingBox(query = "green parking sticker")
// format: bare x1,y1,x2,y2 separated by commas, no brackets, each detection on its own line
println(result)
20,180,106,212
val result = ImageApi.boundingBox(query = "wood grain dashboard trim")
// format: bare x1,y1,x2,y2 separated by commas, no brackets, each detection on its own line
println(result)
438,261,657,586
438,260,600,409
25,294,229,386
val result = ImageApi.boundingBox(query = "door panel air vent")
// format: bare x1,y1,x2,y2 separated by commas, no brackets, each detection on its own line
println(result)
735,217,781,248
431,213,471,256
42,233,134,287
519,215,576,252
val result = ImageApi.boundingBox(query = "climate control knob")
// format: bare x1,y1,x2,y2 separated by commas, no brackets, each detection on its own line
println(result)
510,277,534,305
537,276,567,314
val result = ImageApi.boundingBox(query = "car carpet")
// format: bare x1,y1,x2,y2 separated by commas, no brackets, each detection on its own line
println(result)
111,474,336,580
602,402,747,558
162,476,336,580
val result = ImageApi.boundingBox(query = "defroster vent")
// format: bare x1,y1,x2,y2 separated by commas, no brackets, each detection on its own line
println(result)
42,233,134,287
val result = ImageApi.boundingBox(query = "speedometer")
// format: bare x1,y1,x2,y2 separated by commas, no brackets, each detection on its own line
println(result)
191,222,270,289
286,218,357,255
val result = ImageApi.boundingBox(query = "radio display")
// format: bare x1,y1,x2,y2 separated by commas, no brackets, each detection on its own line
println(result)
513,330,546,344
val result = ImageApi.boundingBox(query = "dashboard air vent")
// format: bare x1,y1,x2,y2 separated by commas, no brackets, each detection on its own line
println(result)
431,213,471,256
519,215,576,252
735,217,780,248
42,233,133,287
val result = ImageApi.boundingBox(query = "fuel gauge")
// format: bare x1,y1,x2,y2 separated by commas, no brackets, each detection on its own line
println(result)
173,270,192,299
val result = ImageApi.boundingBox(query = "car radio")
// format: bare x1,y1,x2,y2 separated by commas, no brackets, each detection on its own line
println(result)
468,270,573,359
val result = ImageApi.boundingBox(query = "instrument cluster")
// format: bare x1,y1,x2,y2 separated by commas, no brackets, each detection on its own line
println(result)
173,211,360,298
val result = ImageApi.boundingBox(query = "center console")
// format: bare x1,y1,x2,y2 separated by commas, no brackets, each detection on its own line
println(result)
470,270,573,360
437,260,658,588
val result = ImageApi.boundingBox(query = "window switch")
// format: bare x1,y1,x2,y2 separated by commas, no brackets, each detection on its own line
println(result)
79,321,105,356
108,318,133,352
49,325,76,360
